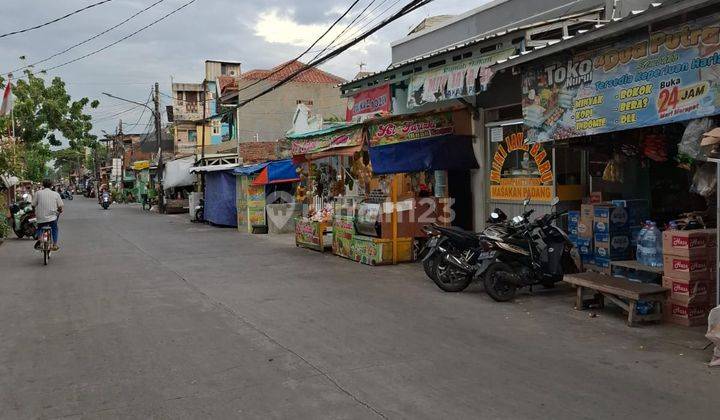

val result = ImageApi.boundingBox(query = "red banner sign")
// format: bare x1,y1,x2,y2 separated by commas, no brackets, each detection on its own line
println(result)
346,85,391,122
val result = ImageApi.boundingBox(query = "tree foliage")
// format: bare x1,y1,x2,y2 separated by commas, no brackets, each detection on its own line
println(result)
0,70,99,180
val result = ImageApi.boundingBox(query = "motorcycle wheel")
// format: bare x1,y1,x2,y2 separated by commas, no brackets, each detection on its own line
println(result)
483,262,517,302
422,255,438,281
14,228,24,239
195,209,204,222
432,253,472,292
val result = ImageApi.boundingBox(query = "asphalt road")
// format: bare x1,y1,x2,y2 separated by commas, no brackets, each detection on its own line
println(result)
0,197,717,419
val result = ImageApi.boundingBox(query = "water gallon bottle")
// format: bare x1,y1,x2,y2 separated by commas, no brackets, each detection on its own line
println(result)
644,222,662,267
651,222,664,268
636,221,649,265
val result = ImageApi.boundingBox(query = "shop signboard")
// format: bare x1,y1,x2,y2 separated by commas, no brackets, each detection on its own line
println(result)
237,176,248,229
291,127,363,155
346,84,391,122
332,216,354,259
522,14,720,143
489,124,554,202
408,48,515,109
295,219,321,248
350,236,382,265
247,179,266,227
368,112,454,147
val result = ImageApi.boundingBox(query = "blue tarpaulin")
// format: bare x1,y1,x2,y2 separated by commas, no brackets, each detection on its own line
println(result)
253,159,299,185
233,162,269,175
369,135,479,175
205,170,237,227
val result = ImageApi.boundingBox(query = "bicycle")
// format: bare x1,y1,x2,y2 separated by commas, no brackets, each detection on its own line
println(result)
38,225,53,265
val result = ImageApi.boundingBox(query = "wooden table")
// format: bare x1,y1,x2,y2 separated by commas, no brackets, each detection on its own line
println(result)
564,272,669,327
609,260,664,275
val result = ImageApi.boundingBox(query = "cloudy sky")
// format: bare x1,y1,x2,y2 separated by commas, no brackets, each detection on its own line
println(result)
0,0,488,141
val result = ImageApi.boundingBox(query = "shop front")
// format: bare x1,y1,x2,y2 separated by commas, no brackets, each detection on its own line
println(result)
514,10,720,325
234,159,300,234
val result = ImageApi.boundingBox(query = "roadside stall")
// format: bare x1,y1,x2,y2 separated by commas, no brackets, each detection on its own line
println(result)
131,160,151,204
162,156,196,214
190,164,238,227
290,124,364,253
517,12,720,325
234,159,300,234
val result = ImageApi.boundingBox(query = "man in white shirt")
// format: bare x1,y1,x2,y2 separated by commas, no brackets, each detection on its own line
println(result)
32,179,64,251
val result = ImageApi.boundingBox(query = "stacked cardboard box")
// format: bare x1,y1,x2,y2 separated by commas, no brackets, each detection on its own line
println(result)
576,205,595,267
662,229,718,326
593,204,632,270
611,199,649,255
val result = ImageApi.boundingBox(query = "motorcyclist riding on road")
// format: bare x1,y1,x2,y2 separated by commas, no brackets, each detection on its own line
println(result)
33,179,64,252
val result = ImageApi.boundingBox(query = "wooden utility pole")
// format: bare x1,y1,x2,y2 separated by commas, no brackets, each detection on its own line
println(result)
154,82,165,212
200,80,207,196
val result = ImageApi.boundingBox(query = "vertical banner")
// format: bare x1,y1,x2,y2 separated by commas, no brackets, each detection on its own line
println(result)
489,125,554,202
522,14,720,143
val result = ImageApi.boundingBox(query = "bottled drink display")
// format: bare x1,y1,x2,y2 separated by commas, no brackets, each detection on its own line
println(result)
638,221,663,267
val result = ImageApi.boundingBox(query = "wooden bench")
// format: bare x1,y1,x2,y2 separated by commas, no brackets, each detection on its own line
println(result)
563,272,669,327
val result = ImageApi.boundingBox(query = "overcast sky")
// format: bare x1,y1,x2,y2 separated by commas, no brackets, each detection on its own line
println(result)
0,0,487,142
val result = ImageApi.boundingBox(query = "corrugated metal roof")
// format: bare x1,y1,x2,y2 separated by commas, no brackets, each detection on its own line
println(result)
340,1,702,90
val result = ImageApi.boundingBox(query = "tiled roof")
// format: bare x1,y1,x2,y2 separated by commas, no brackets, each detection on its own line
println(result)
240,60,346,84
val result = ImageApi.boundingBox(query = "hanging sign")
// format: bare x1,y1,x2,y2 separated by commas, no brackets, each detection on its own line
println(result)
522,14,720,143
290,127,363,156
490,125,554,202
407,48,515,109
346,84,391,122
368,112,454,147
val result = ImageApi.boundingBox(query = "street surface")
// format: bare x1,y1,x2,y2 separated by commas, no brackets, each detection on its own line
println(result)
0,197,717,419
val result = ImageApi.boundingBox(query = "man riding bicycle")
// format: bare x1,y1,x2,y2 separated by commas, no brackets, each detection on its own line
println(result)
33,179,64,251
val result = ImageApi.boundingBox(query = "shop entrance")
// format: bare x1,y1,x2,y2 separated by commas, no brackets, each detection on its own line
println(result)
448,169,473,231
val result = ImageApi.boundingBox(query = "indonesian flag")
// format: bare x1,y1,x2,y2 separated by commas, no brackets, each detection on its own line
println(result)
0,81,13,116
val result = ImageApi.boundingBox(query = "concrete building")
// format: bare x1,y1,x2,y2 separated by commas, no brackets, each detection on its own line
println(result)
171,60,241,155
221,60,346,141
341,0,677,229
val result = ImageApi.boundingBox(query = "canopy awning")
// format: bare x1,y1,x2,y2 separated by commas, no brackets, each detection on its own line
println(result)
163,156,197,188
190,163,239,173
290,124,364,158
233,162,269,175
251,159,300,186
1,174,19,188
131,160,150,171
369,134,479,175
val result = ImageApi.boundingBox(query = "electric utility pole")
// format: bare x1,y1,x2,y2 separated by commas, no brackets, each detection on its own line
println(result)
154,82,165,213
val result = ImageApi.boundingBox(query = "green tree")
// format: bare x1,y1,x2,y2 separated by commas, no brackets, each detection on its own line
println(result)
0,70,99,180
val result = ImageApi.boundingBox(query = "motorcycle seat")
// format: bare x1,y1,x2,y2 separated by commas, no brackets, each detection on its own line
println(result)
435,226,477,240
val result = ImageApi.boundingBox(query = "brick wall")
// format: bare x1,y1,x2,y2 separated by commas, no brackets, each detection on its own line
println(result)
239,142,279,163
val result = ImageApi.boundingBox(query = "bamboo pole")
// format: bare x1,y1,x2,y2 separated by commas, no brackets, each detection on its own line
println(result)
392,174,398,264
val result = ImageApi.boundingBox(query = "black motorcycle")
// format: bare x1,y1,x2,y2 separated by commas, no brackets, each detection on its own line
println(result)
60,190,73,200
418,209,511,292
481,198,580,302
9,198,36,239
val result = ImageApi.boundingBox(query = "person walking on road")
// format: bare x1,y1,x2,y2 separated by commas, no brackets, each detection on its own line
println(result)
32,179,64,251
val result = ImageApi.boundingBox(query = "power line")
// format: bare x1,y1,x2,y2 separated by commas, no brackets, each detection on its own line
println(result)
236,0,436,110
234,0,362,95
40,0,199,74
3,0,167,76
0,0,115,40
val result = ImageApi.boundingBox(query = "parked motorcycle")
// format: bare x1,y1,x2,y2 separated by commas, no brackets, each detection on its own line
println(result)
193,198,205,223
9,195,37,238
100,192,111,210
420,198,580,301
481,197,580,301
60,190,73,200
